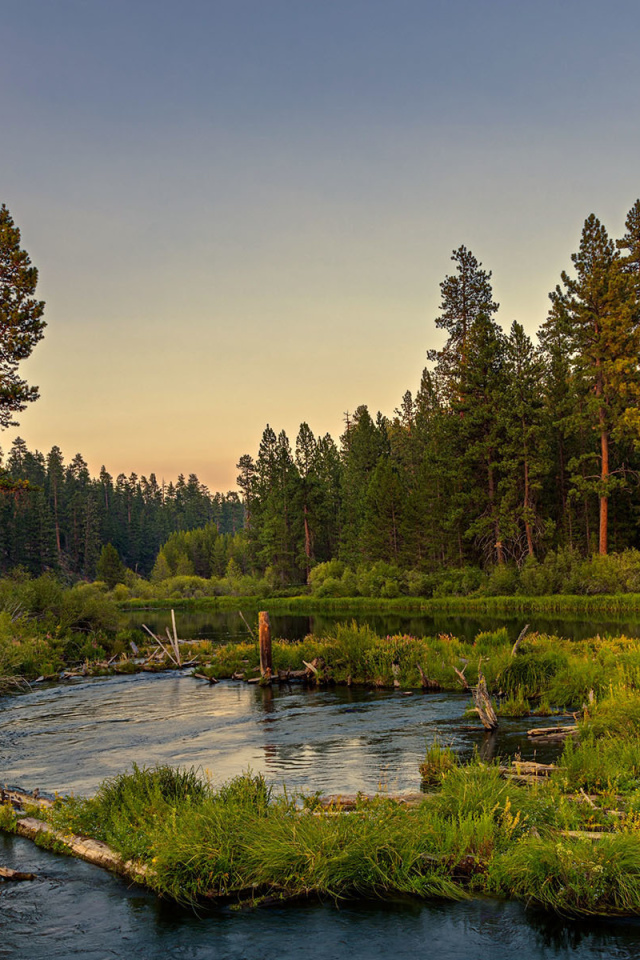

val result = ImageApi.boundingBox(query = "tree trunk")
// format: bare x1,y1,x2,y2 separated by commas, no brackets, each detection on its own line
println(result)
523,456,535,558
599,415,609,555
597,369,609,555
488,459,504,564
303,503,312,581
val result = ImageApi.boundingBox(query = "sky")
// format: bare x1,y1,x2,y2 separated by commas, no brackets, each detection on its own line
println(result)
2,0,640,490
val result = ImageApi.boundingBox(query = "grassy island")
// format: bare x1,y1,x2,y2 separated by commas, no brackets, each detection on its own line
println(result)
5,681,640,918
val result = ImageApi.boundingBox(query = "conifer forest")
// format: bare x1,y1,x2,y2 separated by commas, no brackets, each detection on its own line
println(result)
3,200,640,590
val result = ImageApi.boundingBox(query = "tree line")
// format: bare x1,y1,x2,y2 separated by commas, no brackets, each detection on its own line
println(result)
0,438,244,578
237,201,640,585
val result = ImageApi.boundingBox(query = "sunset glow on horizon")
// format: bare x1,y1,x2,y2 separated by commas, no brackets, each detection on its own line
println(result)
3,0,640,490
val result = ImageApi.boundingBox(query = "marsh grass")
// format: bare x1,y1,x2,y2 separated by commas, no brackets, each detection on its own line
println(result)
419,739,458,786
43,757,640,916
496,689,531,717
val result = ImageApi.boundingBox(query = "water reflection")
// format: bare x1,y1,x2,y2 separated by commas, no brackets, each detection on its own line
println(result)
1,674,561,798
125,608,640,646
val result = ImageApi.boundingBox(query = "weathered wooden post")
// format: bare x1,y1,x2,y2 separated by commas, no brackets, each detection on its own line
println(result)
259,611,272,679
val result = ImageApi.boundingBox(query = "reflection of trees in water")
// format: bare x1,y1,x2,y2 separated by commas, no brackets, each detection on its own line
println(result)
125,609,640,647
478,731,498,762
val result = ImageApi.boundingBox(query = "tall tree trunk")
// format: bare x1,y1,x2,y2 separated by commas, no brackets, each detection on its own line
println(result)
488,458,504,564
596,366,608,555
522,425,535,558
303,503,312,582
523,457,535,558
52,481,61,557
599,413,609,555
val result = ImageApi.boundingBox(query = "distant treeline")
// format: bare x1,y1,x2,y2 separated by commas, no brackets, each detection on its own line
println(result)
236,201,640,585
0,439,244,578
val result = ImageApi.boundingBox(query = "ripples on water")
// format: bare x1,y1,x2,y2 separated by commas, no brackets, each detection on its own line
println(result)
0,672,560,795
2,673,640,959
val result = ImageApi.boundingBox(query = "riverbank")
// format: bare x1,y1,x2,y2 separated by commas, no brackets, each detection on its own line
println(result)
118,592,640,617
5,683,640,917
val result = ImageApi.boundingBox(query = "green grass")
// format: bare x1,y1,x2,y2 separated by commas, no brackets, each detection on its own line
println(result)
35,748,640,916
117,592,640,616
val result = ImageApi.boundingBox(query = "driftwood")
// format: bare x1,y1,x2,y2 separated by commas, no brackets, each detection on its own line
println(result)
238,610,255,640
1,787,53,810
498,760,556,783
170,609,182,667
193,672,218,684
14,817,151,883
141,624,179,666
511,624,530,657
314,793,424,811
417,663,441,691
528,725,578,741
472,673,499,731
454,665,470,691
0,866,35,881
561,829,609,840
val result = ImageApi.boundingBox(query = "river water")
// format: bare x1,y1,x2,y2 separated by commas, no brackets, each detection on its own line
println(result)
2,662,640,957
123,607,640,646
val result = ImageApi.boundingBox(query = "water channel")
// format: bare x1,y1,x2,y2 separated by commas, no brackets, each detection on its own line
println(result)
3,613,640,959
123,607,640,646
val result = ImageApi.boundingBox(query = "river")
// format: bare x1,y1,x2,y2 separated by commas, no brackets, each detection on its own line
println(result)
2,644,640,957
122,607,640,646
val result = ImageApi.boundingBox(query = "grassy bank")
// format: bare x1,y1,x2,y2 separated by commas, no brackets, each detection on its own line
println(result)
13,685,640,917
0,575,130,689
117,592,640,617
192,622,640,707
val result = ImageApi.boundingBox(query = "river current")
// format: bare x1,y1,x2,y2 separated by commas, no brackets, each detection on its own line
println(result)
2,662,640,958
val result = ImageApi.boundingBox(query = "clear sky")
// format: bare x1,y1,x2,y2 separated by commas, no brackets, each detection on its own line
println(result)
2,0,640,490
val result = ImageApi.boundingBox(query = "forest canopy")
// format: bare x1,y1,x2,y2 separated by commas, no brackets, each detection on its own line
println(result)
235,201,640,586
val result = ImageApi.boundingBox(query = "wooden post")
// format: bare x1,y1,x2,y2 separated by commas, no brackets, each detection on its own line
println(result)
259,611,272,679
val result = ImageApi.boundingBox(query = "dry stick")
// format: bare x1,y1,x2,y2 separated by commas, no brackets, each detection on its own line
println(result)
141,624,178,666
165,627,179,662
454,666,470,691
417,663,440,691
238,610,256,640
511,624,530,658
171,609,182,667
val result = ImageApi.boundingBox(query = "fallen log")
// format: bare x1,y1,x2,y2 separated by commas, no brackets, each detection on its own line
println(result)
193,672,218,684
14,816,152,884
314,792,424,811
0,866,35,881
527,725,578,741
498,760,557,778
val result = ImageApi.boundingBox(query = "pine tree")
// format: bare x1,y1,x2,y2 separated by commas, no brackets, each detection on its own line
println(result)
428,245,499,399
498,321,551,561
96,543,126,588
548,214,640,554
0,205,46,428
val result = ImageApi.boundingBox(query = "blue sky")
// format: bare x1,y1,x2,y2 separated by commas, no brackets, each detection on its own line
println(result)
2,1,640,487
